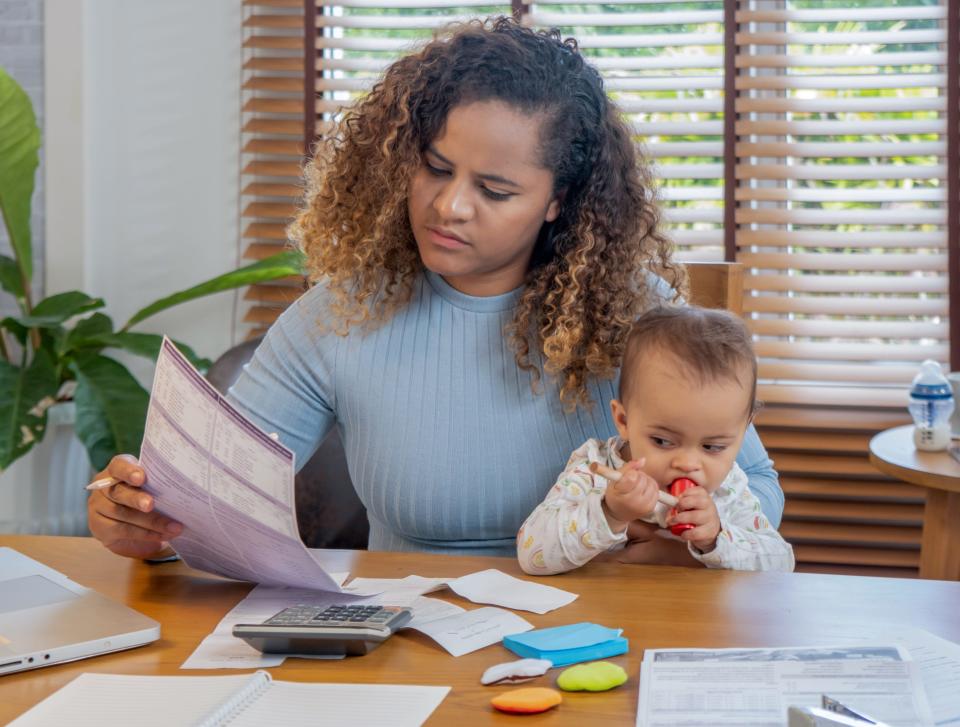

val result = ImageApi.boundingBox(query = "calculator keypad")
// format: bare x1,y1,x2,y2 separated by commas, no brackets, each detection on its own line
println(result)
264,604,407,630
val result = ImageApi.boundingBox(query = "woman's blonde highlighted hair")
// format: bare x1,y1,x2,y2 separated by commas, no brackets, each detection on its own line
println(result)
288,16,685,410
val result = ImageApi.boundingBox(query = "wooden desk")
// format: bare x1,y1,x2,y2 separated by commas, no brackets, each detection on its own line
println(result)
4,535,960,725
869,424,960,580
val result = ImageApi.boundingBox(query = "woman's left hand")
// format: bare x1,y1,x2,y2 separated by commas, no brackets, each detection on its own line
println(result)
614,535,703,567
596,520,703,567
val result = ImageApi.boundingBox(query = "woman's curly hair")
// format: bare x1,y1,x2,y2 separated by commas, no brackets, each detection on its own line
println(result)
288,16,686,410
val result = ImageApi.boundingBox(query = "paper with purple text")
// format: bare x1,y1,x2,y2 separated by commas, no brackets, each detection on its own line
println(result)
138,338,344,592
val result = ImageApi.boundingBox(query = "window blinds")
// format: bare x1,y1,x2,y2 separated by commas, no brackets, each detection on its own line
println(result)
733,0,952,577
524,0,727,262
734,1,950,410
242,0,309,333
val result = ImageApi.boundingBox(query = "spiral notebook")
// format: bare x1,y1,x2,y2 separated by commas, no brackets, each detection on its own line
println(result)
10,670,450,727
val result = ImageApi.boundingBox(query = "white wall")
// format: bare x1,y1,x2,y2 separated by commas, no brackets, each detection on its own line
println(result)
45,0,243,374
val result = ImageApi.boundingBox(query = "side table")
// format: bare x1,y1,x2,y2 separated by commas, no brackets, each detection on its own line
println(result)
869,425,960,580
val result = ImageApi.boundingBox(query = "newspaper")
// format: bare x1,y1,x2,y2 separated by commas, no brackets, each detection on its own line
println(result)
637,645,934,727
138,338,347,592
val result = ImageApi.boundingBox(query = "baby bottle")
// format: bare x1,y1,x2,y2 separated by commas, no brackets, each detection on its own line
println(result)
908,359,954,452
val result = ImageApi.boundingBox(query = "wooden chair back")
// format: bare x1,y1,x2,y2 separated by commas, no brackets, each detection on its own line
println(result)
683,261,744,315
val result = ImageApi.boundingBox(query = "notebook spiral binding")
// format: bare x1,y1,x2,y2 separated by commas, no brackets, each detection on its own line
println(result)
196,670,273,726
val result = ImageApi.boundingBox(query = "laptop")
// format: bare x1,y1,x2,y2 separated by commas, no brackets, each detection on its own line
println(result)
0,547,160,676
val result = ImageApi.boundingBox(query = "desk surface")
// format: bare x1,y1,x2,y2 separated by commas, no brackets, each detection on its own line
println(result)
4,535,960,725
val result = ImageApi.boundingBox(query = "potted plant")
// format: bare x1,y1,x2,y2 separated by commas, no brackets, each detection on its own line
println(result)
0,67,304,474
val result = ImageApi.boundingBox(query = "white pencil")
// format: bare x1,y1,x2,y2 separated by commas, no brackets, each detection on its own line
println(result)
588,462,679,507
85,475,120,492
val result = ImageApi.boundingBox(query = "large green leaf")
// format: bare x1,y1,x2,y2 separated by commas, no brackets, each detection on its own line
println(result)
24,291,105,326
0,254,23,302
70,354,150,471
0,315,29,346
122,250,306,330
64,312,114,353
0,348,58,470
0,68,40,285
101,331,211,372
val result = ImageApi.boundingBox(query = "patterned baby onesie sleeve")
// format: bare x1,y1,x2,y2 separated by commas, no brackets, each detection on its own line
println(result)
517,438,628,575
689,464,795,572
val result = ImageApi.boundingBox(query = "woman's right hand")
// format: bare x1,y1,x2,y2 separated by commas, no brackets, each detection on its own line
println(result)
86,454,183,559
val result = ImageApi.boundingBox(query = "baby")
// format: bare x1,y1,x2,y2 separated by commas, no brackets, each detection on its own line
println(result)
518,306,794,574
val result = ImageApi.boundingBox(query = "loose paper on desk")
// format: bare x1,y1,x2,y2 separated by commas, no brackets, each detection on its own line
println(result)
183,575,446,669
183,579,526,668
139,339,370,592
345,569,577,615
636,645,933,727
182,581,358,669
445,569,577,614
409,606,533,657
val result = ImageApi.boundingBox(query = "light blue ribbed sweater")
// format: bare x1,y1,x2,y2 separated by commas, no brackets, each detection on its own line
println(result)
227,270,783,556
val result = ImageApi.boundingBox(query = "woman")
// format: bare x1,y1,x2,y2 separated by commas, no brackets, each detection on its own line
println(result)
88,17,782,562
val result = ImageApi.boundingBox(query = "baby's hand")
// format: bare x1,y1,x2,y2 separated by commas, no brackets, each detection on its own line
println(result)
599,459,661,532
668,486,720,552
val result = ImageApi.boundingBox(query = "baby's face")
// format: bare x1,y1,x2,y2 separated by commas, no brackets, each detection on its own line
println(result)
611,350,752,493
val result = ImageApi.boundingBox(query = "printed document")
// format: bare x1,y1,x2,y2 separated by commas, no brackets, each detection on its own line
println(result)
813,623,960,726
140,338,346,591
637,645,934,727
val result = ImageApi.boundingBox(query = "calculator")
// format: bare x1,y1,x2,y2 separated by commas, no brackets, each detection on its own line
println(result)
233,604,413,657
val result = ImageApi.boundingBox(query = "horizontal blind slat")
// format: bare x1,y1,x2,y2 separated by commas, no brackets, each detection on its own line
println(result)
526,10,723,26
754,341,947,362
242,182,303,198
604,76,723,92
737,119,945,135
316,13,480,28
590,55,723,70
758,385,908,408
736,187,946,203
737,230,944,248
646,142,723,158
735,208,945,226
736,74,945,91
751,318,946,338
243,118,302,136
759,362,919,385
242,138,303,156
744,274,946,295
739,252,946,272
737,30,945,45
735,163,945,181
736,141,944,158
736,51,943,69
328,0,504,6
736,6,945,22
755,405,910,431
736,97,945,114
635,121,724,135
744,295,946,317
